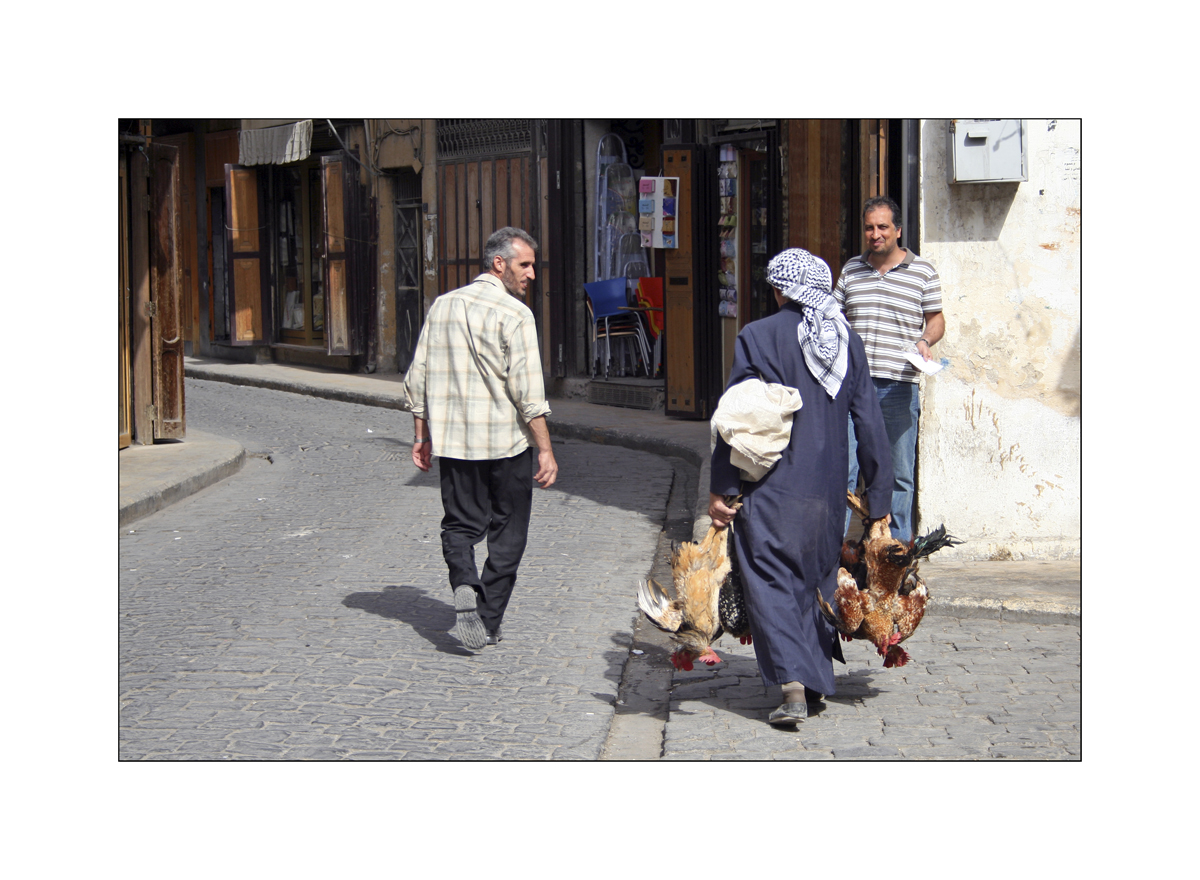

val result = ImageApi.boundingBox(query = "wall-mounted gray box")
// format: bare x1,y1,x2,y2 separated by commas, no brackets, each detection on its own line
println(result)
947,119,1026,184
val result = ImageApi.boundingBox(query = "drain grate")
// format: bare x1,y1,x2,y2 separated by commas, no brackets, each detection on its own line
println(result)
586,382,662,410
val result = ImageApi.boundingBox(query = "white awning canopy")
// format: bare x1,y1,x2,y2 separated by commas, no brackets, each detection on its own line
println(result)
238,120,313,165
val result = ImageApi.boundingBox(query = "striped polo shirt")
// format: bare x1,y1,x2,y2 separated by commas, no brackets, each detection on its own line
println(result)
834,249,943,383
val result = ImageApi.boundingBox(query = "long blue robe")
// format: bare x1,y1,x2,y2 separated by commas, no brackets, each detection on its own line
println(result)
710,301,893,694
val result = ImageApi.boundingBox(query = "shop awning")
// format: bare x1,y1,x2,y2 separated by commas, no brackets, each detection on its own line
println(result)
238,120,313,165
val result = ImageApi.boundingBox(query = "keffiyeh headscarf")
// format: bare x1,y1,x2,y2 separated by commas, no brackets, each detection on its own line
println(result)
765,248,849,399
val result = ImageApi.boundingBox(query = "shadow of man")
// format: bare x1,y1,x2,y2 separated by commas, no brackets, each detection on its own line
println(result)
342,584,474,656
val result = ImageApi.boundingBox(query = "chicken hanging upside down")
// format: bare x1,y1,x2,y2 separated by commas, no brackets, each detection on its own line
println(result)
818,491,963,668
637,496,751,671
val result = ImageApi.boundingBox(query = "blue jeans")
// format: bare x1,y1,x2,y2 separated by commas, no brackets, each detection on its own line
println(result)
846,379,920,542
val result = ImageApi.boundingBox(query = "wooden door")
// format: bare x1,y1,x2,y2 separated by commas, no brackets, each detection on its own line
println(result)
149,142,185,439
786,119,896,279
156,133,198,349
438,155,538,286
662,145,719,419
224,165,269,344
787,119,850,286
128,146,153,443
320,151,372,357
435,121,543,336
118,153,132,449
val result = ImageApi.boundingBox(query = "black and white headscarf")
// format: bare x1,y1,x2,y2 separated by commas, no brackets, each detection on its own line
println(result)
765,248,849,399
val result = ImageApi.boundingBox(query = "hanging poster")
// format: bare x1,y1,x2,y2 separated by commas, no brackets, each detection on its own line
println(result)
637,176,680,248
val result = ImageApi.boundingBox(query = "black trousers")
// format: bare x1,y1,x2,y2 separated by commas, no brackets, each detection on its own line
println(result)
438,449,534,632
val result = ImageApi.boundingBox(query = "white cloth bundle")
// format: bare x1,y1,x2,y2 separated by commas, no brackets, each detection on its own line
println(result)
711,377,803,482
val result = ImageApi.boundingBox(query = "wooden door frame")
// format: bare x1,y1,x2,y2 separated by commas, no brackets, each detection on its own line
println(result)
149,141,186,439
118,152,133,448
546,119,583,378
128,144,154,444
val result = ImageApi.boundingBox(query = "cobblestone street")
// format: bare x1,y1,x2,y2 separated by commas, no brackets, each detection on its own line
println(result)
662,616,1079,759
119,379,673,759
119,378,1080,760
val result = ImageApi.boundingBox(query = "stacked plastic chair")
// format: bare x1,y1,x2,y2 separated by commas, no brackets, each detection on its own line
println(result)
584,277,652,380
635,277,664,378
590,134,652,378
594,134,627,283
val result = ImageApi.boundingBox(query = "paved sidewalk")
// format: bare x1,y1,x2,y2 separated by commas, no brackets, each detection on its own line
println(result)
118,355,1080,625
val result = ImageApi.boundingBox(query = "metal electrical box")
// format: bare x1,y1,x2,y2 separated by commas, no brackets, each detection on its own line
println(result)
947,119,1026,183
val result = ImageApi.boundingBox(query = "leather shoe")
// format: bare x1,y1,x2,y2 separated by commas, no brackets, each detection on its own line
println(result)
767,701,808,727
485,627,503,646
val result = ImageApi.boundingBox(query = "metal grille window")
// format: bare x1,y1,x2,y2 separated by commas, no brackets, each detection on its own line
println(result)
437,119,532,159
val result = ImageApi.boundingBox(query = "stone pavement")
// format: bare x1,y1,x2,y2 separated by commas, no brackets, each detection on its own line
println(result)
660,616,1079,759
116,357,1081,759
121,380,676,759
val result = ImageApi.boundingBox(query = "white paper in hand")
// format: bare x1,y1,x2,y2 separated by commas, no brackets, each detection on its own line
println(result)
903,349,947,376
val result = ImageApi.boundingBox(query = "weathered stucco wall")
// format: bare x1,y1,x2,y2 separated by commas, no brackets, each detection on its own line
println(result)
916,119,1080,560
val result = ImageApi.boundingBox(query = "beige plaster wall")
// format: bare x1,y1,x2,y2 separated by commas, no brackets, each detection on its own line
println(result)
916,119,1080,560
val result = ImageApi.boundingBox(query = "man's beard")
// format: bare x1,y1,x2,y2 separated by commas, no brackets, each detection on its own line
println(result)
501,265,524,298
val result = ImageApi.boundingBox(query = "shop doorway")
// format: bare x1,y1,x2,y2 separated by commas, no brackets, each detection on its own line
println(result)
219,151,373,358
273,162,327,349
713,131,781,385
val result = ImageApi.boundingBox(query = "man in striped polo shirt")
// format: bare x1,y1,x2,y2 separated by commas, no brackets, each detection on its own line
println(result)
834,196,945,542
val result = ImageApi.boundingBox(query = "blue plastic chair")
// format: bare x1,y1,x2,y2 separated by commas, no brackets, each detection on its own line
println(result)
584,278,651,379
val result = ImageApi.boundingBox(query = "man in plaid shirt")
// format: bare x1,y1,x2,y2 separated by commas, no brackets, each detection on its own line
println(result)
403,227,558,650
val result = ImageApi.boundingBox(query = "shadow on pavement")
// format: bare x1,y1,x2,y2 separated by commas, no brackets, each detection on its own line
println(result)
665,652,889,723
342,584,474,657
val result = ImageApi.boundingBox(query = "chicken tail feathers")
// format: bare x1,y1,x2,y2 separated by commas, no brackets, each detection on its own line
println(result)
817,590,840,629
637,578,683,634
910,524,964,560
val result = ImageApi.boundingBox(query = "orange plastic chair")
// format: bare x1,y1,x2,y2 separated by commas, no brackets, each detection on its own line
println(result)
635,277,664,377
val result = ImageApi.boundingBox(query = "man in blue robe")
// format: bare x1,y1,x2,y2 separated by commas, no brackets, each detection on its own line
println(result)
709,248,893,727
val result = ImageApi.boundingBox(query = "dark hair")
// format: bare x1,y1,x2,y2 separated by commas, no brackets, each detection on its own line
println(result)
863,196,902,227
483,227,538,270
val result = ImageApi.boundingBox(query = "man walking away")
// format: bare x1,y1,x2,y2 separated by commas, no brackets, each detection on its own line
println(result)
835,196,945,543
403,227,558,650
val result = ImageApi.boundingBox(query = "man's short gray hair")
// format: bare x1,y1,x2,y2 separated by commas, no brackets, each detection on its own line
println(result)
483,227,539,270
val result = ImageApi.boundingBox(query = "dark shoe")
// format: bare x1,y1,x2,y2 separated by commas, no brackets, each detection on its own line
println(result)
804,687,825,704
485,627,503,646
768,701,808,727
453,586,487,650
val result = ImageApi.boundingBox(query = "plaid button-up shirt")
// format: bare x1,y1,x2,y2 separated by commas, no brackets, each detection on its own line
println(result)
403,273,551,461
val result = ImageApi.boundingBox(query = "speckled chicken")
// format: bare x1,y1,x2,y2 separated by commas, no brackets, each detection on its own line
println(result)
637,496,749,671
818,491,962,667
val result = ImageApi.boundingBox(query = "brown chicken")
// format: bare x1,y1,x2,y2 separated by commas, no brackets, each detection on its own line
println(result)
819,491,962,668
637,497,748,671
